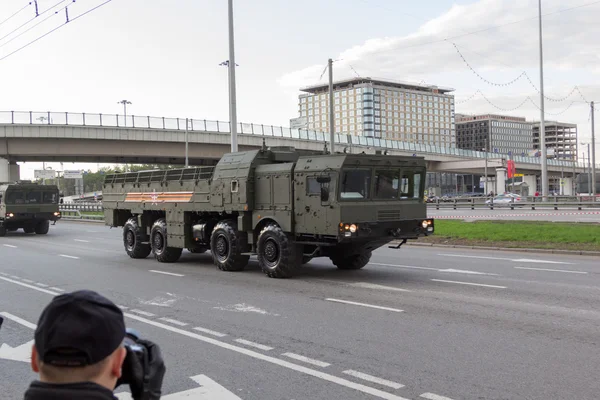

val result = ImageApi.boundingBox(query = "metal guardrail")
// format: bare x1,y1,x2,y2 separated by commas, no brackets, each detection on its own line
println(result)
428,196,600,210
1,110,596,169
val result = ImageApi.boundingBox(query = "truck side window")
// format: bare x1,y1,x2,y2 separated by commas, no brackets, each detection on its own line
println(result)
43,192,58,204
307,177,321,195
413,173,422,199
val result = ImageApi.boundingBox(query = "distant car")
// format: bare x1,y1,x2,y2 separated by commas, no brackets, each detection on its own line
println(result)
485,193,525,207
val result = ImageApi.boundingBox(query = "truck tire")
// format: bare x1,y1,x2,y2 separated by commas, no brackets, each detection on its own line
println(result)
210,220,249,271
331,250,372,270
23,226,35,234
150,218,182,263
257,224,300,278
7,228,18,232
35,220,50,235
123,218,151,259
0,226,6,237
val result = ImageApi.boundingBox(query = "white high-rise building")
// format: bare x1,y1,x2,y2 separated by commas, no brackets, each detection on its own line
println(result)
298,77,456,147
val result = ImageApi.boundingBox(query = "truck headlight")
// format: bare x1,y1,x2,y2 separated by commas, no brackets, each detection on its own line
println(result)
349,224,357,233
422,220,429,229
6,213,14,218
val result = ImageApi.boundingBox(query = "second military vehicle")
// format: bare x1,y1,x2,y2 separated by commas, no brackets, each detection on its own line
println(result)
103,146,434,278
0,181,61,236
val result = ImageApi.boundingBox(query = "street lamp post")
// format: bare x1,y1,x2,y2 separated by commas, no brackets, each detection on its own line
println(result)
117,100,132,127
538,0,548,199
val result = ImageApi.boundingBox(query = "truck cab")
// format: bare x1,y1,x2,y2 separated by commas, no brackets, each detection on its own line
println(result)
0,182,61,236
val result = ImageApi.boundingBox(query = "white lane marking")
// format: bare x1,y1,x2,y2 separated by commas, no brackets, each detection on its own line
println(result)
0,272,8,276
9,275,19,279
3,244,17,248
35,283,49,288
512,258,574,265
349,282,412,292
234,339,274,351
59,254,80,260
0,312,37,330
326,298,404,313
21,279,34,283
420,393,455,400
342,370,404,389
129,309,156,317
438,269,498,276
193,327,227,337
158,317,188,326
149,270,185,277
49,287,65,292
117,305,129,310
431,279,507,289
213,303,279,316
123,313,411,400
372,263,438,271
74,239,90,243
514,266,588,274
0,276,60,296
438,253,574,265
282,353,331,368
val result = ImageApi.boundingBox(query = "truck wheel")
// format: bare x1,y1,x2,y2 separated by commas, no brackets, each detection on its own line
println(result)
0,226,6,237
123,218,151,259
35,220,50,235
150,218,182,263
210,220,249,271
331,250,372,270
23,226,35,234
7,228,18,232
257,224,300,278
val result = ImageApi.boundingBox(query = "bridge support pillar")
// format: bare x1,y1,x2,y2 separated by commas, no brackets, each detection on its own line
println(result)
496,167,507,194
523,175,537,192
0,158,8,182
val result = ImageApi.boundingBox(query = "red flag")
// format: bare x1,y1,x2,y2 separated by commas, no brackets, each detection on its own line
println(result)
507,160,516,178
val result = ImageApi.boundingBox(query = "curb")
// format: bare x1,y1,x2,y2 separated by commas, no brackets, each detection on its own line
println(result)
405,242,600,256
60,218,105,224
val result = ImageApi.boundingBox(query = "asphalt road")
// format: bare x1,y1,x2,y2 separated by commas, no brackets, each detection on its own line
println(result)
1,221,599,400
428,207,600,222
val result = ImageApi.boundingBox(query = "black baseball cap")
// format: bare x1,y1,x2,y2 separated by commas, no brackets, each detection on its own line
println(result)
34,290,126,367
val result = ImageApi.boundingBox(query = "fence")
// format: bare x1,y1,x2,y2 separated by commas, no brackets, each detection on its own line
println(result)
1,110,596,170
428,195,600,211
59,203,104,221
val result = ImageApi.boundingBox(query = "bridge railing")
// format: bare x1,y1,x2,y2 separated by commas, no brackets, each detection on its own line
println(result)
428,195,600,210
1,110,595,170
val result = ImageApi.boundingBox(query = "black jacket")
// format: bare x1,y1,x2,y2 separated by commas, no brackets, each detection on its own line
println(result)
24,381,117,400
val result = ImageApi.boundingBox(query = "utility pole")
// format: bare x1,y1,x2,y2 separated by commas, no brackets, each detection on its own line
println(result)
228,0,238,153
484,147,488,195
328,58,335,154
591,101,597,196
185,118,189,168
588,143,592,196
538,0,548,198
117,100,132,127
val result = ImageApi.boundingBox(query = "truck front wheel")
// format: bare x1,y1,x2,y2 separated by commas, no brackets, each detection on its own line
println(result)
257,224,300,278
35,220,50,235
23,226,35,234
150,218,182,263
123,218,151,259
330,250,372,270
210,220,249,271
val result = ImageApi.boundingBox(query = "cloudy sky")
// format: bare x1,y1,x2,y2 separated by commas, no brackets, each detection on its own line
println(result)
0,0,598,179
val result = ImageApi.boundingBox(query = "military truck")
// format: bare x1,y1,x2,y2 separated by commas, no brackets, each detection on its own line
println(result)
0,181,61,236
102,146,434,278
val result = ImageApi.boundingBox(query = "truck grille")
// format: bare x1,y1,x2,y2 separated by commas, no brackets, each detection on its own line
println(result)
377,209,401,221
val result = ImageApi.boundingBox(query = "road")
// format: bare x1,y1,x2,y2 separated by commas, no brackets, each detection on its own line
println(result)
1,221,599,400
428,207,600,222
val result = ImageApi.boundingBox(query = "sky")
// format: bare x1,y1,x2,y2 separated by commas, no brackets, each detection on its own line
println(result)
0,0,599,179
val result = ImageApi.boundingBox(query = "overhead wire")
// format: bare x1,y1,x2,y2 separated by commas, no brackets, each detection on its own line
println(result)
0,8,63,50
0,0,70,43
0,0,113,63
0,2,33,29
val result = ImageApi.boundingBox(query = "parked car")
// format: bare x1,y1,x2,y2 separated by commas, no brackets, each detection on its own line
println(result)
485,193,525,207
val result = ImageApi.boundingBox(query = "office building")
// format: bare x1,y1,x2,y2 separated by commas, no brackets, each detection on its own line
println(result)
298,77,456,146
532,121,577,160
456,114,533,156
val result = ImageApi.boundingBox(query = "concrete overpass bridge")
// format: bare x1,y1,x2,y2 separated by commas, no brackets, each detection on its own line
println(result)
0,111,593,192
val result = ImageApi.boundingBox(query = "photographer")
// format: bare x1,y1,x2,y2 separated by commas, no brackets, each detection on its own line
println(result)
24,290,165,400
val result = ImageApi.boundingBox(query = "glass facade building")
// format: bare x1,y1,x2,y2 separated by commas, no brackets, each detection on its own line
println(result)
298,78,456,147
456,114,533,156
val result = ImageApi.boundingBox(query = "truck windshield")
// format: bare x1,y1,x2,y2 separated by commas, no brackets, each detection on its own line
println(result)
340,169,371,199
5,191,25,204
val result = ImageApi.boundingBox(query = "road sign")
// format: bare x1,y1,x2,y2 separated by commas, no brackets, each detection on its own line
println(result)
63,170,83,179
34,170,56,180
